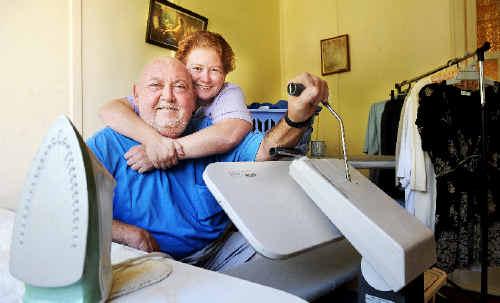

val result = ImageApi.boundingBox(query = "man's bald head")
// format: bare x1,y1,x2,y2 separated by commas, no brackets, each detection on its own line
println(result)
133,57,196,138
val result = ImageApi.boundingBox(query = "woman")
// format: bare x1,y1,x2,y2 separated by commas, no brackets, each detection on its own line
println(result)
99,31,253,172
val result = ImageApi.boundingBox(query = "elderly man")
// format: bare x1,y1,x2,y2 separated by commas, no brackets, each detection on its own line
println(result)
86,57,327,270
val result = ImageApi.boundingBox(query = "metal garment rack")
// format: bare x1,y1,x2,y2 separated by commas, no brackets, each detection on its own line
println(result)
396,42,491,302
395,42,491,93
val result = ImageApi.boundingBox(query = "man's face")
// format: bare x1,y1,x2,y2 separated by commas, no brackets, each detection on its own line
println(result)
134,58,196,138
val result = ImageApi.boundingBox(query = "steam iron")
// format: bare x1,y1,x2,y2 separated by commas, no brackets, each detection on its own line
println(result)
9,115,116,302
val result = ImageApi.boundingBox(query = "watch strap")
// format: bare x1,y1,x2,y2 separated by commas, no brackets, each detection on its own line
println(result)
284,113,312,128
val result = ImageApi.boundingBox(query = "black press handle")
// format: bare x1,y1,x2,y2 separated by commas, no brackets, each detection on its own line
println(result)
287,83,305,97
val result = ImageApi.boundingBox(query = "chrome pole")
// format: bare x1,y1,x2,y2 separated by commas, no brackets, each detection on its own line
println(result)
477,42,490,303
324,104,351,182
287,82,352,182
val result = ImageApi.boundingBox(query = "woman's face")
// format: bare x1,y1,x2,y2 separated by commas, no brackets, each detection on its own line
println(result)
185,47,226,104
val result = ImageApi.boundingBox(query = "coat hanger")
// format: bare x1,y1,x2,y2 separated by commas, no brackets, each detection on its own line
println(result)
446,61,495,88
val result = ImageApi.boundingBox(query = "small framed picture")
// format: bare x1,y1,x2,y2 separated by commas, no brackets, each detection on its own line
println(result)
320,34,350,75
146,0,208,51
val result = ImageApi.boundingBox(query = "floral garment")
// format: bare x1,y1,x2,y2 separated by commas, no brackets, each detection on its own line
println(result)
415,82,500,272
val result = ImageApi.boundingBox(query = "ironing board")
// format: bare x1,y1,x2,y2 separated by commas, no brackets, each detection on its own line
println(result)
0,208,306,303
203,161,343,259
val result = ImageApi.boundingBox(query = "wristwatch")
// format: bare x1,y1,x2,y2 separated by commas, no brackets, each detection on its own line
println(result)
284,112,312,128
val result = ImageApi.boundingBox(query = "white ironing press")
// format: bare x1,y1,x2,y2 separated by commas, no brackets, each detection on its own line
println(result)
9,116,116,302
288,157,437,303
287,82,436,297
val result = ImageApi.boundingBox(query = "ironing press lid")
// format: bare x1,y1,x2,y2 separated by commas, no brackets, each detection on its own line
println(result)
289,157,436,291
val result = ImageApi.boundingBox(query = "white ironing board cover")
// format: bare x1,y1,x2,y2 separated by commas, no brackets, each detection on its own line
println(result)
0,208,306,303
203,161,342,259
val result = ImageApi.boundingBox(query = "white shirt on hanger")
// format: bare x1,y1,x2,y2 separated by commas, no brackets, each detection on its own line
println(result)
395,77,436,230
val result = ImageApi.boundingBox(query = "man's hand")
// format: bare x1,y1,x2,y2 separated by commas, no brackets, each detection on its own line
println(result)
287,72,329,123
112,220,160,252
256,72,329,161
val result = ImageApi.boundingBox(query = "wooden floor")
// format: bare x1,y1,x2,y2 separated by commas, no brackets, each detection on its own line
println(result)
313,284,500,303
436,286,500,303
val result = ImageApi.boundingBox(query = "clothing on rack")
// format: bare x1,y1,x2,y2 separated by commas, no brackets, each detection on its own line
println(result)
380,95,405,155
363,97,405,201
363,101,386,155
395,77,436,228
394,64,484,228
378,95,406,200
415,82,500,273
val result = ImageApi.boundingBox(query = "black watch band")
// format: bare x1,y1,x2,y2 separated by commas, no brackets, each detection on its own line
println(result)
284,113,312,128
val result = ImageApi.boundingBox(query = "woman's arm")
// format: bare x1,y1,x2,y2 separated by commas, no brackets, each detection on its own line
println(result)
99,98,183,170
177,83,253,159
176,119,252,159
99,97,252,169
98,98,159,145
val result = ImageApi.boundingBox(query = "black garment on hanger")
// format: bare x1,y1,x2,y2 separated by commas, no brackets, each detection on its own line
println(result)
372,94,405,200
415,82,500,273
380,94,405,155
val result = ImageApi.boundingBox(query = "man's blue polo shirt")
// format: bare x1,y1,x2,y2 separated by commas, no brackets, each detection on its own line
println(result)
86,118,264,259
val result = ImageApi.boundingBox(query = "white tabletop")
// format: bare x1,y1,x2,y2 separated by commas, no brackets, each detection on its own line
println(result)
0,208,306,303
203,161,342,259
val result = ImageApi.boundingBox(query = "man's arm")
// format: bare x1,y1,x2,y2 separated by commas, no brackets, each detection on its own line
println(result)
256,72,329,161
112,219,160,252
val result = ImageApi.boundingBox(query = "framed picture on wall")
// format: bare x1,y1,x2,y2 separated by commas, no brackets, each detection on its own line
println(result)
146,0,208,50
320,34,350,75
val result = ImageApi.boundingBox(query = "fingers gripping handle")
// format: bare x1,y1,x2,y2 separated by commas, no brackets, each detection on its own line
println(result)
287,83,351,181
287,83,306,97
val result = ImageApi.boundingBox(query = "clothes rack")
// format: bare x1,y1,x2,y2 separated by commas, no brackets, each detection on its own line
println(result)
395,42,491,303
395,42,491,93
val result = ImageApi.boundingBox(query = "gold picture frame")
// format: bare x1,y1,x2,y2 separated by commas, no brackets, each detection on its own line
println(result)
320,34,350,75
146,0,208,51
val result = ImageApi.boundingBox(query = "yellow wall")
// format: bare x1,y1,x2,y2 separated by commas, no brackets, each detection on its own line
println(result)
83,0,167,137
83,0,282,137
0,1,76,210
281,0,469,156
179,1,282,103
1,0,473,210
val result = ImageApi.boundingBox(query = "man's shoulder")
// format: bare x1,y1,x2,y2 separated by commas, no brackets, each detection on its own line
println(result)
217,130,264,163
86,127,136,149
87,127,120,141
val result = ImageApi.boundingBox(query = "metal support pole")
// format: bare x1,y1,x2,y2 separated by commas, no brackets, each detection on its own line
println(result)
324,104,351,182
477,42,490,303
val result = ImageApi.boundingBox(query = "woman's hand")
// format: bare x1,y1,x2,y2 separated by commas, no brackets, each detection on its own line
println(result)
124,136,185,173
143,136,185,169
